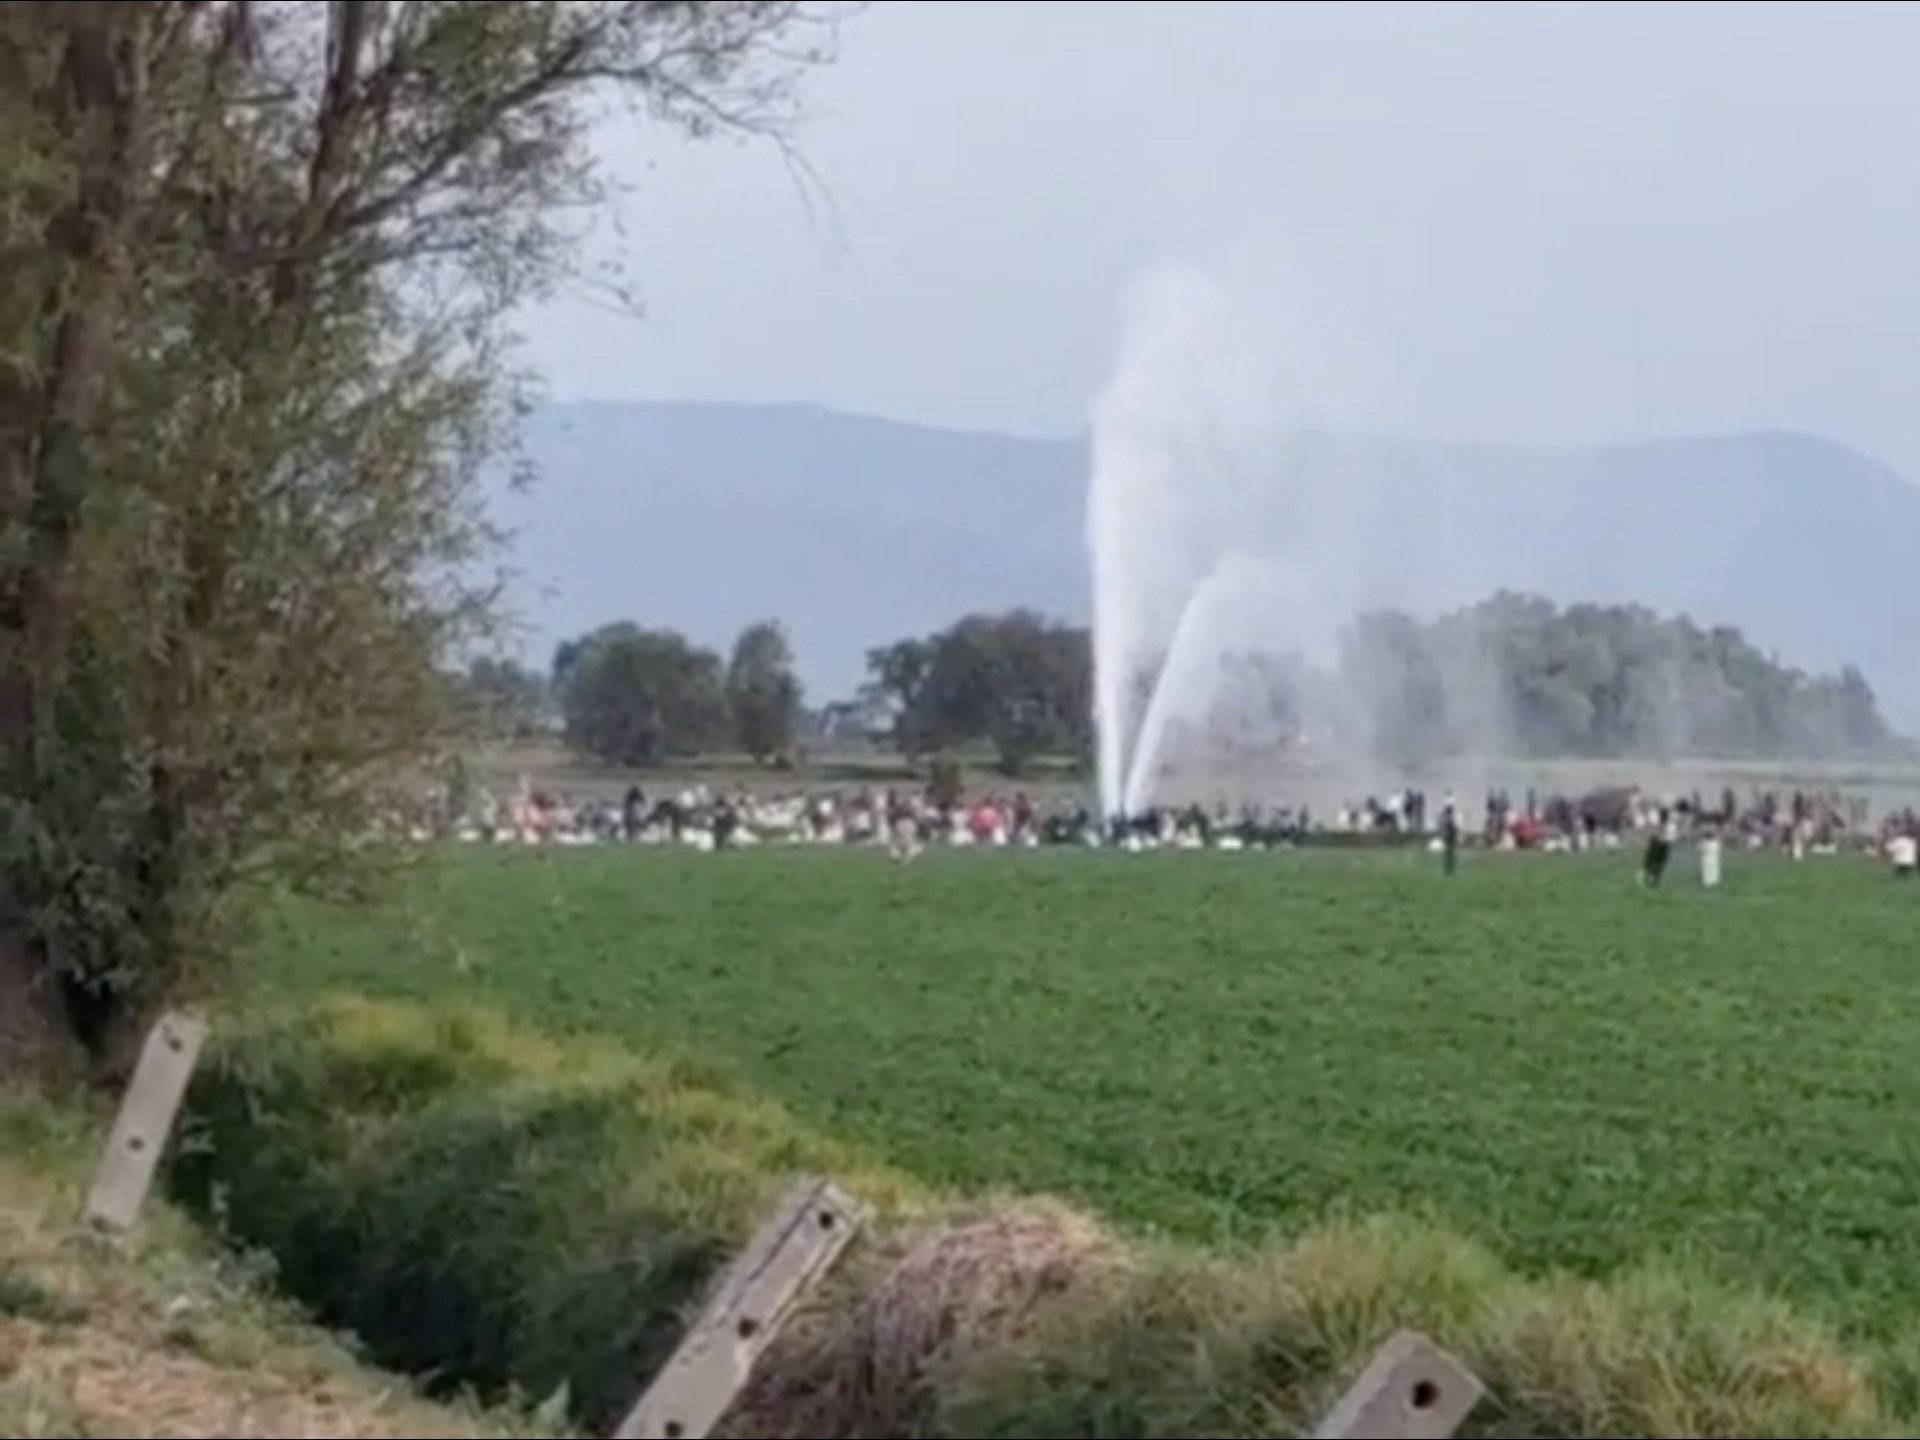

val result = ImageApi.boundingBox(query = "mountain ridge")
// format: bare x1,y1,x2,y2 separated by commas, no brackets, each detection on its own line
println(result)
495,400,1920,723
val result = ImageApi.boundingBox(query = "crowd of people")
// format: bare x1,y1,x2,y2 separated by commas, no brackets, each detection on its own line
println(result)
413,776,1920,876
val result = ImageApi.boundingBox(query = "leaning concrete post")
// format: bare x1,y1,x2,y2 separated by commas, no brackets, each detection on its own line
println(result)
1312,1330,1484,1440
614,1177,862,1440
84,1011,208,1231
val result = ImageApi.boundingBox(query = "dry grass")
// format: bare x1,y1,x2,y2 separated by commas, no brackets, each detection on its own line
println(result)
732,1191,1906,1438
917,1217,1905,1438
0,1091,552,1440
734,1199,1132,1438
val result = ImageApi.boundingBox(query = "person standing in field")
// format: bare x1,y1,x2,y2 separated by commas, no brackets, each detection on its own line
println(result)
886,788,922,864
1892,828,1918,879
1699,822,1723,889
1641,808,1674,888
1439,792,1460,875
712,795,740,851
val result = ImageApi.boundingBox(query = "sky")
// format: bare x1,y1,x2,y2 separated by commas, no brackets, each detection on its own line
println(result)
522,0,1920,482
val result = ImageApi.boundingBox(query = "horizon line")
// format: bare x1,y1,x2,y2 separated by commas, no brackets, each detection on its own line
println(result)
533,396,1902,473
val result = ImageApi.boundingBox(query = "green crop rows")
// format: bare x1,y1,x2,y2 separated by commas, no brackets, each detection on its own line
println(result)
253,844,1920,1341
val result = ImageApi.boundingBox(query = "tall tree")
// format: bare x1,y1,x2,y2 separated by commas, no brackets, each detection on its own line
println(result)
0,1,836,1082
557,623,725,766
863,636,936,756
866,611,1091,775
726,619,800,763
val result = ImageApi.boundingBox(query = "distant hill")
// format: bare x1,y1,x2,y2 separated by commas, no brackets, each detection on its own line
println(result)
497,401,1920,724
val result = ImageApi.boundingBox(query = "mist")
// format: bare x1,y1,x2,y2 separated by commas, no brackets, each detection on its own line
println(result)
1087,266,1911,816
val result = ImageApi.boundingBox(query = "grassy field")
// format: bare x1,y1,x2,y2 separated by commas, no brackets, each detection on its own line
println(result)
251,844,1920,1345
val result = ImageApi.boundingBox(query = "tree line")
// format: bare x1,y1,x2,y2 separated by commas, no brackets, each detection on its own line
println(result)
533,592,1907,776
1341,591,1904,766
522,609,1091,774
450,620,806,766
547,619,802,766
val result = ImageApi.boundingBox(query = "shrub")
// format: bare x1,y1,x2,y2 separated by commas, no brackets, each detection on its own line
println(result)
0,1267,86,1326
170,998,919,1432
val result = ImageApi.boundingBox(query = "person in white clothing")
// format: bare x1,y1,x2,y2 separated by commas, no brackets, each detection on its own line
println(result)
1700,827,1724,889
1892,831,1918,879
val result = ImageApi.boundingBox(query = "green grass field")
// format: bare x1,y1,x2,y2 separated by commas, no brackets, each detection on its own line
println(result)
251,844,1920,1343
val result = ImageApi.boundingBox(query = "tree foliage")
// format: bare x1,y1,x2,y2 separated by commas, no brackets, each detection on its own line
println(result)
453,656,550,740
0,0,834,1078
726,619,800,762
856,594,1903,783
556,622,725,766
1340,592,1901,765
865,610,1090,775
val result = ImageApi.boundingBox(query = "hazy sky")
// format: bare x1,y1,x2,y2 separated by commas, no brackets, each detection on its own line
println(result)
524,0,1920,481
